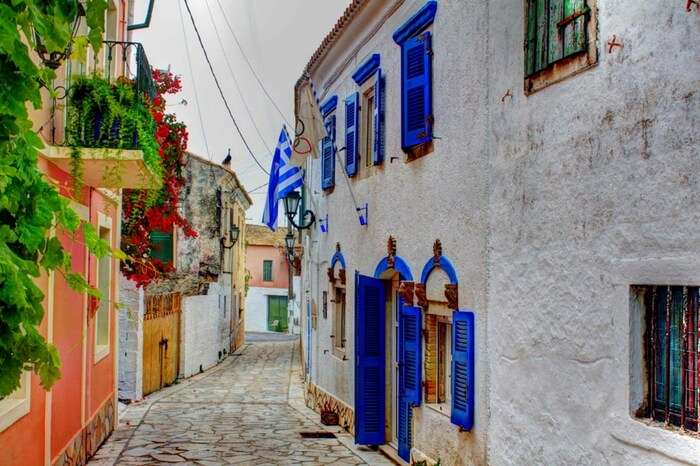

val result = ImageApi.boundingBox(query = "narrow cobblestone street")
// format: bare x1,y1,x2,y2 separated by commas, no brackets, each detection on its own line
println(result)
89,335,391,466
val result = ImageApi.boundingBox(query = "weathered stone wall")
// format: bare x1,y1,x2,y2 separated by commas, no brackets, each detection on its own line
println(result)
118,272,144,401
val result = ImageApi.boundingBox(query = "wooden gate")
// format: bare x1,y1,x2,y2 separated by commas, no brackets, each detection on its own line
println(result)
143,293,181,396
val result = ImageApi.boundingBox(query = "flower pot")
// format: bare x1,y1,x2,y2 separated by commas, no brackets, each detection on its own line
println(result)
320,411,339,426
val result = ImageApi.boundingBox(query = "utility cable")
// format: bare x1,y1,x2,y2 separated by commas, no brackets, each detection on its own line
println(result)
176,0,212,161
214,0,292,128
182,0,269,175
203,0,274,157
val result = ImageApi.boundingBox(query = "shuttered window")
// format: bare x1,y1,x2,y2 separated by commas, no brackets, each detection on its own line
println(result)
372,69,384,165
400,31,433,151
345,92,359,177
321,115,336,190
525,0,590,77
642,286,698,432
150,231,173,267
451,310,475,430
262,260,273,282
398,302,422,461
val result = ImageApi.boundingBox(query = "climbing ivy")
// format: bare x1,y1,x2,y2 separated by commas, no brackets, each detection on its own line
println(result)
0,1,111,397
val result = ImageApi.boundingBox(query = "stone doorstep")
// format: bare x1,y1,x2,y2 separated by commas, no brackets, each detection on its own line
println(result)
378,445,409,466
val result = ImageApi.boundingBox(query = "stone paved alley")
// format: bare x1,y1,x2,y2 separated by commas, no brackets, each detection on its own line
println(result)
89,335,392,466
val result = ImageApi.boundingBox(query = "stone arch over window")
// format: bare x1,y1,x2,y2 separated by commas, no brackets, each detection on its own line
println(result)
416,240,458,310
328,243,347,285
373,235,414,282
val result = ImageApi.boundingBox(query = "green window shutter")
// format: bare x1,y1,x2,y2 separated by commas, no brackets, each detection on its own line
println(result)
263,260,273,281
562,0,588,57
149,231,173,266
526,0,549,76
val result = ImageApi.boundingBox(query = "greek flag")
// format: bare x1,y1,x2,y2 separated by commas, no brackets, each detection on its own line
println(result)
262,128,304,230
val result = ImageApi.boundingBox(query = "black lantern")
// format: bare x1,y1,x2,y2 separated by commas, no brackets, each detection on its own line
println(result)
34,3,85,70
221,224,239,250
284,232,296,258
283,191,315,230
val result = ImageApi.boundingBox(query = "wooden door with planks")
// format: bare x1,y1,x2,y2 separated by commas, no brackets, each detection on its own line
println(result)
143,293,181,396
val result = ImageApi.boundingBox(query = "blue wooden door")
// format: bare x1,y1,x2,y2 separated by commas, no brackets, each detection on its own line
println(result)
355,272,386,445
398,303,422,461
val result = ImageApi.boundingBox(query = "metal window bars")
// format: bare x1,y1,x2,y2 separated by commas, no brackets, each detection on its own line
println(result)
646,285,699,432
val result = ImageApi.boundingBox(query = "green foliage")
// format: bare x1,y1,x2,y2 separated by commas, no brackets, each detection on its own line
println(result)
65,74,162,185
0,0,108,398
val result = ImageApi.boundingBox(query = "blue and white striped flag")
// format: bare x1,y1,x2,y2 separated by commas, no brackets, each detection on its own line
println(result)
262,128,304,230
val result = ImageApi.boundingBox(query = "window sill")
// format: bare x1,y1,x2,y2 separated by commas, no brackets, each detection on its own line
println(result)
405,141,434,162
94,345,110,363
331,348,348,361
425,403,450,418
0,396,30,433
610,415,700,464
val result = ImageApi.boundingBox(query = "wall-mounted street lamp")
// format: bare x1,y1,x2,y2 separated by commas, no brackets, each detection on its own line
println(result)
285,232,296,260
283,191,315,230
33,3,85,70
221,224,240,250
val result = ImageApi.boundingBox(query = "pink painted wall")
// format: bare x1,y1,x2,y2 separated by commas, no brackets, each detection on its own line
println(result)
246,244,289,289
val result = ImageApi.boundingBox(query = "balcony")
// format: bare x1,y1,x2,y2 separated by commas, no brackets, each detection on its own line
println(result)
38,41,161,190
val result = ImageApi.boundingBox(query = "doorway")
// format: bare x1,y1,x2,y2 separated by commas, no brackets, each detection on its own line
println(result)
267,295,288,332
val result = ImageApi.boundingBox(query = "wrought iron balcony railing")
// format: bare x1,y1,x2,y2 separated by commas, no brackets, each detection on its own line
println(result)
102,40,156,101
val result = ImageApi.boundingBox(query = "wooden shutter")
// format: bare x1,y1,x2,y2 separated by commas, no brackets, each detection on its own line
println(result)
150,231,173,266
397,399,413,461
548,0,588,63
526,0,549,76
321,116,335,190
401,31,432,150
451,310,474,430
400,304,422,406
345,92,359,176
355,272,386,445
372,69,384,165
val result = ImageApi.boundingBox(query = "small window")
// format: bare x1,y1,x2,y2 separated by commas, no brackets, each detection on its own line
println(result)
400,31,433,155
636,285,698,432
333,285,346,353
524,0,598,94
95,217,112,362
321,115,336,190
262,260,273,282
150,230,174,267
425,302,452,414
0,372,30,432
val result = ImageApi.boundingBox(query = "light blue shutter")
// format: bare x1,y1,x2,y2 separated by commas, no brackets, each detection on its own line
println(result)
372,69,384,165
451,310,475,430
321,116,335,190
345,92,359,176
355,272,386,445
401,31,432,150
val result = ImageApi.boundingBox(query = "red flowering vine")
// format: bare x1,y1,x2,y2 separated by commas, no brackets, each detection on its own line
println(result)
121,70,197,287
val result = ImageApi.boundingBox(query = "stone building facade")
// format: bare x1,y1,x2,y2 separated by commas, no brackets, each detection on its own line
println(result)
297,1,699,465
119,153,251,399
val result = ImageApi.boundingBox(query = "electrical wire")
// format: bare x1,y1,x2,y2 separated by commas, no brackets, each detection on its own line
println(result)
203,0,274,157
176,0,212,161
182,0,270,175
213,0,292,128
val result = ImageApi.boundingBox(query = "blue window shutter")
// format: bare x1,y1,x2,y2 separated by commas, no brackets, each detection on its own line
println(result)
355,272,386,445
321,116,336,190
401,31,433,151
397,399,413,461
400,304,422,406
373,69,384,165
451,310,475,430
345,93,359,176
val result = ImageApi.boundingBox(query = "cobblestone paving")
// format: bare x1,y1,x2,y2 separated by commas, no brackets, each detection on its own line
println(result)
90,336,388,466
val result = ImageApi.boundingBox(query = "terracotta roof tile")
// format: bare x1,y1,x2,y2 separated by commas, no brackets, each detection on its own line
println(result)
246,224,289,247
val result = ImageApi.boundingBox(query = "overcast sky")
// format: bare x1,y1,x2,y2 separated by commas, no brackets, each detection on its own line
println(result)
130,0,348,223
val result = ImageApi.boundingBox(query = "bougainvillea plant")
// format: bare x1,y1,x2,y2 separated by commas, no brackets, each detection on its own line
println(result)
120,70,197,287
0,0,111,397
